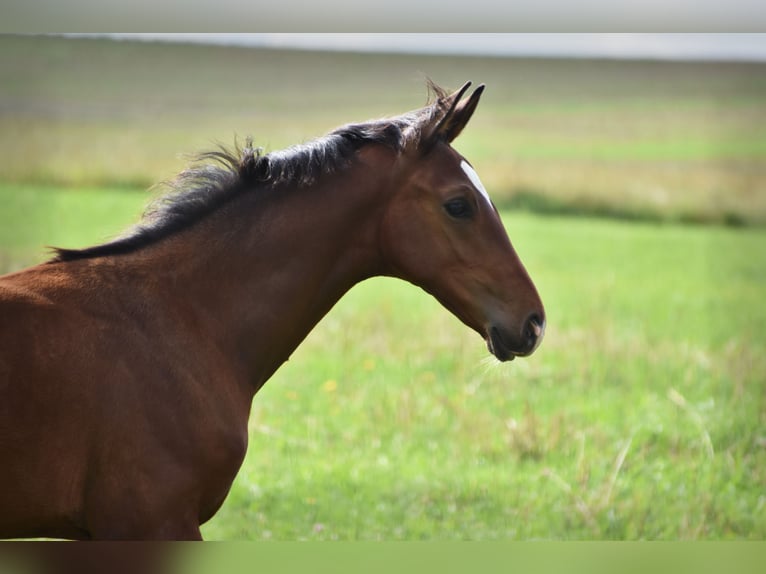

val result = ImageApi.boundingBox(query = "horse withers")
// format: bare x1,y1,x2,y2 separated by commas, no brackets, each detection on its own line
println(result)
0,82,545,540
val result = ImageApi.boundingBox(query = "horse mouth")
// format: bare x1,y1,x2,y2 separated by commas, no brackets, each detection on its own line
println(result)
487,326,517,362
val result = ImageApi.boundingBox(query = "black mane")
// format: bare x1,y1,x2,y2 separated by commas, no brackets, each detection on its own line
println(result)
51,84,448,263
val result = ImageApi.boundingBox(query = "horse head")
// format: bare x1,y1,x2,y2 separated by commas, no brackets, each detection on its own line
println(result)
379,82,545,361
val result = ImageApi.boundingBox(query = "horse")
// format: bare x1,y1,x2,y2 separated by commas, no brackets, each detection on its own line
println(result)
0,81,545,540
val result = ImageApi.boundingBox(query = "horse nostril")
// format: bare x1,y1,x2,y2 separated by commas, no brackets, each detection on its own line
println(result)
523,313,544,350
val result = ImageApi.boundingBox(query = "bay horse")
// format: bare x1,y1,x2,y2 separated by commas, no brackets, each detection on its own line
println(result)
0,82,545,540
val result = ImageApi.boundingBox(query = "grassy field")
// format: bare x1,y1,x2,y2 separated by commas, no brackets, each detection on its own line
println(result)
1,35,765,540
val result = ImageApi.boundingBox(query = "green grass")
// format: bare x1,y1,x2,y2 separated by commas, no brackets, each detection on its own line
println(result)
0,183,146,271
3,183,763,540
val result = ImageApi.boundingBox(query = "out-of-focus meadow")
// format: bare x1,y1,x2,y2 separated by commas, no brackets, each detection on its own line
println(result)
1,35,764,539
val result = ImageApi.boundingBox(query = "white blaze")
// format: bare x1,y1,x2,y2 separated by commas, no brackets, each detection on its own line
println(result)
460,160,492,206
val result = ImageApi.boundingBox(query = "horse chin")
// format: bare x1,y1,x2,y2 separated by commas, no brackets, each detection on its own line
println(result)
486,327,516,362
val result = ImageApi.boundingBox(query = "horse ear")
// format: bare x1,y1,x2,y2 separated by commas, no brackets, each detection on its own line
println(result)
422,82,485,148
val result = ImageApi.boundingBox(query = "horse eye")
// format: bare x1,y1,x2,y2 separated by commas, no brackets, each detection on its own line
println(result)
444,198,473,219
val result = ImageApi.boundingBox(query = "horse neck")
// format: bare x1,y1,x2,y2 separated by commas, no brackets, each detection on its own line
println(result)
143,157,392,392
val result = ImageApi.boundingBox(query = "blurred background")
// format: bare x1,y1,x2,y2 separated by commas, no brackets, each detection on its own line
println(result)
0,33,764,539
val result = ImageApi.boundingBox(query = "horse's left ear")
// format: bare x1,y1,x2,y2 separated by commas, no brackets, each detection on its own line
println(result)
427,82,485,146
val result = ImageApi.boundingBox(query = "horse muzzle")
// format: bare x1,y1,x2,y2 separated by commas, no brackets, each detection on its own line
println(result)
486,313,545,362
